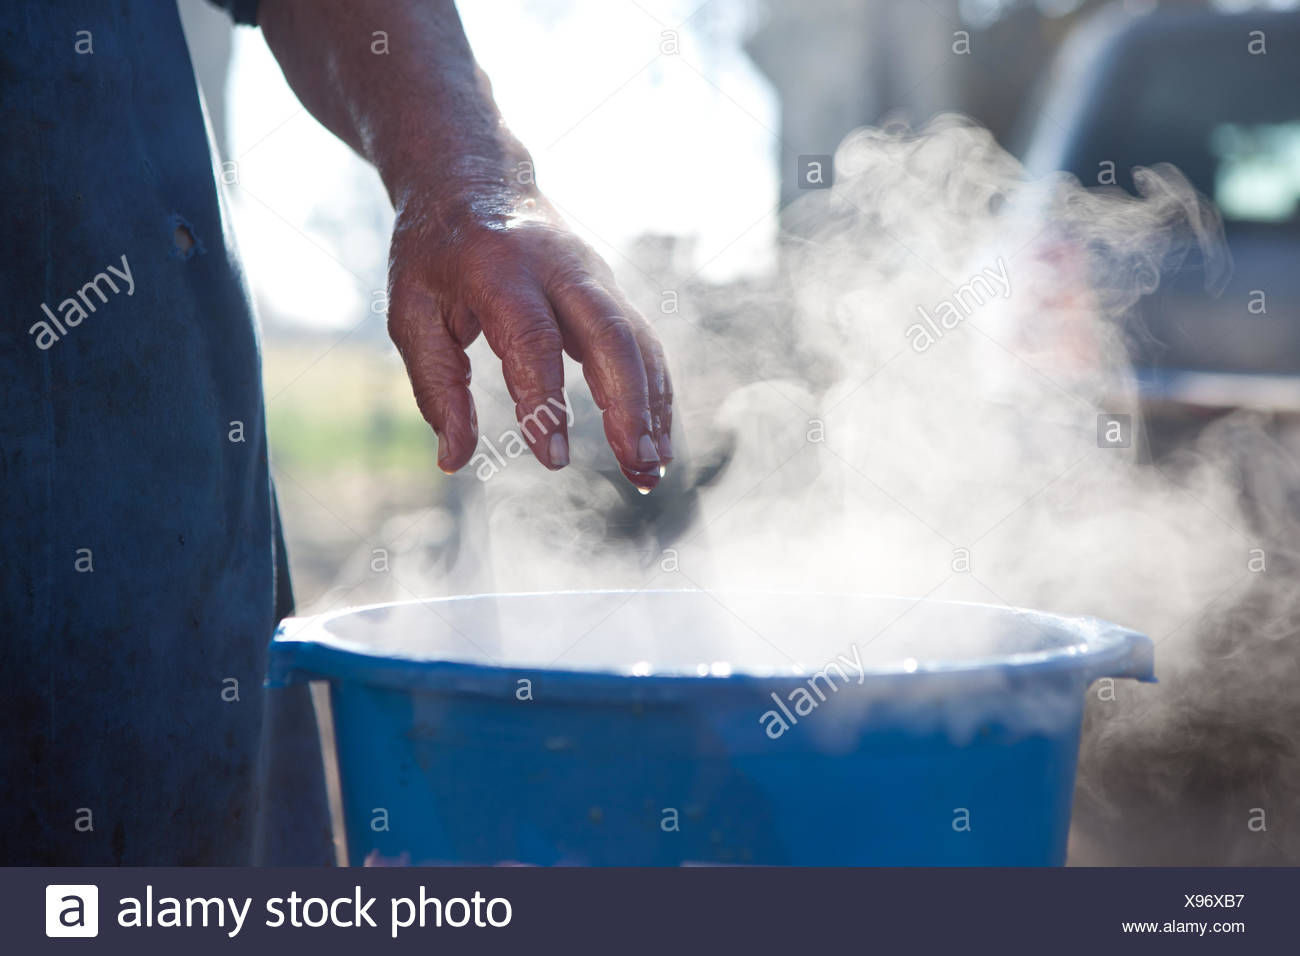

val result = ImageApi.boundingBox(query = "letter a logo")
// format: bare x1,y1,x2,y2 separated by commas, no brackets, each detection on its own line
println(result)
46,885,98,937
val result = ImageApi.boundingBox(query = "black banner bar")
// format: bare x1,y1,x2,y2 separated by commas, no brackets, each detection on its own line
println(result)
9,866,1293,954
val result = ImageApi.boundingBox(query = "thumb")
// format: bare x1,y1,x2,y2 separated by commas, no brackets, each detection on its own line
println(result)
387,283,479,473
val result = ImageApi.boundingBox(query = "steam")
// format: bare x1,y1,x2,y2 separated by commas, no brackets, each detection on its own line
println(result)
318,115,1300,864
453,116,1247,627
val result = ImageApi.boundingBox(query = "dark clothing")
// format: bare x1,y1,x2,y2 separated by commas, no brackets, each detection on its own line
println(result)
0,1,329,863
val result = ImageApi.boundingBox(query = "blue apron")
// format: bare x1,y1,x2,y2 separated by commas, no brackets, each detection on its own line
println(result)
0,0,330,864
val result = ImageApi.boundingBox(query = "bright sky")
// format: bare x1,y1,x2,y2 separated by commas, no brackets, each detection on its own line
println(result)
225,0,779,330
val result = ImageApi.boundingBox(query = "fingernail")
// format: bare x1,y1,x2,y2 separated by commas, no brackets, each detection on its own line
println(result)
636,433,660,466
436,433,452,474
548,432,569,469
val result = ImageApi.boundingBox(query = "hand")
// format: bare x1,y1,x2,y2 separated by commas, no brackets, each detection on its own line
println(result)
256,0,671,487
386,185,673,492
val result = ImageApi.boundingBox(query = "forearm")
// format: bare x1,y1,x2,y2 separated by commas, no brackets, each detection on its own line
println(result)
258,0,532,211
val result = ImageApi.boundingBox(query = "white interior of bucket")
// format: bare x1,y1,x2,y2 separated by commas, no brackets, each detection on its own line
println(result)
283,591,1112,677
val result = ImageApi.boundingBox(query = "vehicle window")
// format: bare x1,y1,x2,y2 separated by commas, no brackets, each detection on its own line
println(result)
1210,121,1300,224
1064,23,1300,231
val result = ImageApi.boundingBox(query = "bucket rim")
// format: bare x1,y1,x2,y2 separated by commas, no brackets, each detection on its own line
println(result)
266,589,1155,699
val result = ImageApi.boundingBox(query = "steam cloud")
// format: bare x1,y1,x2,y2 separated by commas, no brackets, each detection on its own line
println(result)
320,116,1300,864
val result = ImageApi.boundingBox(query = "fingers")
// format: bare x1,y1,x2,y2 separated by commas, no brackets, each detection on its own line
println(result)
475,286,571,470
631,319,673,465
387,284,479,473
547,279,663,491
388,221,672,488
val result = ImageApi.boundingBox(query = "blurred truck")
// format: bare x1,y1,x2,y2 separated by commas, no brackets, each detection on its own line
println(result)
1019,6,1300,429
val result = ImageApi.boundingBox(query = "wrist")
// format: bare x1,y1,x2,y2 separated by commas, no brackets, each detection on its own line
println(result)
387,150,548,239
380,121,538,207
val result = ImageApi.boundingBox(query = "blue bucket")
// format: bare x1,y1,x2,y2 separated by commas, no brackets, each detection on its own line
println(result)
267,590,1153,866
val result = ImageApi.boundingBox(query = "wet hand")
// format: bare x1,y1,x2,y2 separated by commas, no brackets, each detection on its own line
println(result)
385,186,672,492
